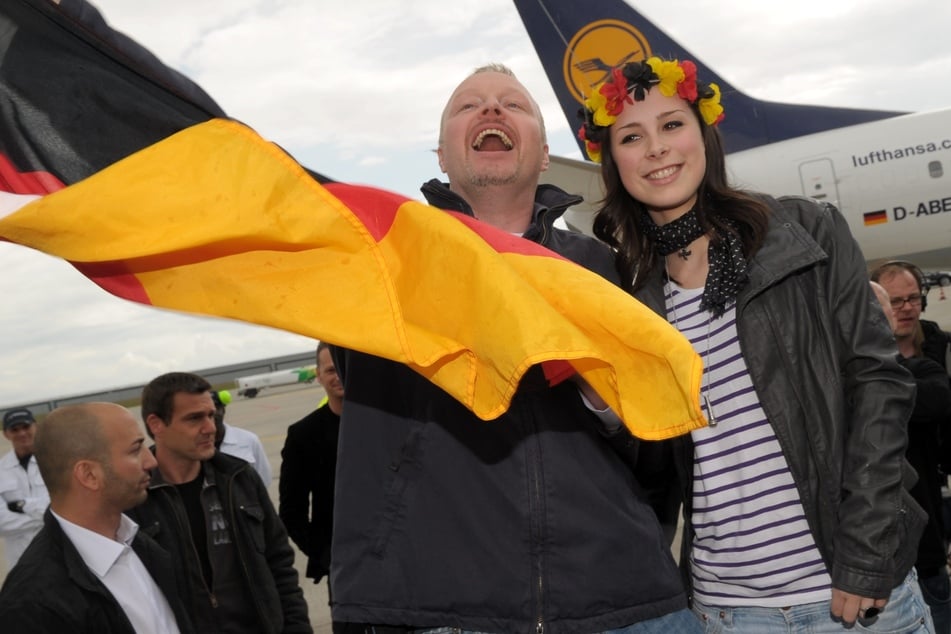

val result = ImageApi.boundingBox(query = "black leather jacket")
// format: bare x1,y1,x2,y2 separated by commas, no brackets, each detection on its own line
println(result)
0,510,195,633
637,195,924,600
129,452,311,634
330,182,688,634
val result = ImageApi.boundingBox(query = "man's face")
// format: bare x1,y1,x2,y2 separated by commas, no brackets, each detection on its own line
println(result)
877,269,923,340
149,391,217,464
100,404,157,511
317,348,344,401
3,422,35,458
437,71,549,195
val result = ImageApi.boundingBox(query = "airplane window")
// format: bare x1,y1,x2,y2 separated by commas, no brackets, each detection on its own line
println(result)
929,161,943,178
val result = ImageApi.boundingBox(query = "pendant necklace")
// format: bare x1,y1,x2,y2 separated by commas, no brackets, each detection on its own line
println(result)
665,260,717,427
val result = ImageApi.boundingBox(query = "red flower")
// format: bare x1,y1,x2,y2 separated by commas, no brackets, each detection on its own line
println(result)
599,67,633,116
677,60,698,102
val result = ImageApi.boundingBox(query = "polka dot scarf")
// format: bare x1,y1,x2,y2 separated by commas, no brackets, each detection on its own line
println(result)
638,207,748,317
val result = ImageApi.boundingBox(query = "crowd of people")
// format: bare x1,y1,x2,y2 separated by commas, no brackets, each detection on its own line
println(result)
1,2,950,632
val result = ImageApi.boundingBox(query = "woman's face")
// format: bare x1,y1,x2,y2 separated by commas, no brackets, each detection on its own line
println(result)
609,88,706,224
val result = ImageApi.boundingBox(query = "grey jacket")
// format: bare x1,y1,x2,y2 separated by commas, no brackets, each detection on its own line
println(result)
637,195,924,600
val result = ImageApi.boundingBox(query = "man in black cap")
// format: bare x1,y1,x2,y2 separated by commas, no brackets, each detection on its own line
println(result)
0,408,49,573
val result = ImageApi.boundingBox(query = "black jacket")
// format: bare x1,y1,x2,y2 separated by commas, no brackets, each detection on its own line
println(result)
899,355,951,576
279,403,340,583
636,196,924,600
330,182,687,634
128,452,311,634
0,510,195,633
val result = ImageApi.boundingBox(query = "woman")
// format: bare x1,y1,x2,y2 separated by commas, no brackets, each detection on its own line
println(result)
580,57,932,633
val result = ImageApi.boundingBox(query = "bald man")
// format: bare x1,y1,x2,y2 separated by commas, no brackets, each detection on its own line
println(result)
0,403,193,633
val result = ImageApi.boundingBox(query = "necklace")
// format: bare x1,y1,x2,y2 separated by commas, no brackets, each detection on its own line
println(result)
665,266,718,427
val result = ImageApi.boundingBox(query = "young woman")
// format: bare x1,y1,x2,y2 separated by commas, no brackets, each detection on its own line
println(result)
580,57,933,633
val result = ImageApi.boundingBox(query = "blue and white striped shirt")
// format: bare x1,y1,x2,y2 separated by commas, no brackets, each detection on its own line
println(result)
666,282,831,607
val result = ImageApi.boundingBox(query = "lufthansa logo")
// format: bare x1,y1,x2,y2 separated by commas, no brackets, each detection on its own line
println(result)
563,19,652,105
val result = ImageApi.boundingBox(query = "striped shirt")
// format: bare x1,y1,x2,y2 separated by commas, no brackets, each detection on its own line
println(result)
666,282,831,607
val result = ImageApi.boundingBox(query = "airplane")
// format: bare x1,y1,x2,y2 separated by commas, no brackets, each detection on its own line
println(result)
512,0,951,271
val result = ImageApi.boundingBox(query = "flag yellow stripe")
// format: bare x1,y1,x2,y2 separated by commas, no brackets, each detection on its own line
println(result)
0,118,704,438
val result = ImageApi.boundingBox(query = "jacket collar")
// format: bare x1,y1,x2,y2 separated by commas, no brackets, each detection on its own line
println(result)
145,448,247,490
637,196,828,314
419,179,582,241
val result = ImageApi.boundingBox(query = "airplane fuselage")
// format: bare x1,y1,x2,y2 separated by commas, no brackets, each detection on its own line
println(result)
727,109,951,267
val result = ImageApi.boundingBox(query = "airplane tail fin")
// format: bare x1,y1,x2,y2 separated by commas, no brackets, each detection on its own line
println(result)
514,0,905,154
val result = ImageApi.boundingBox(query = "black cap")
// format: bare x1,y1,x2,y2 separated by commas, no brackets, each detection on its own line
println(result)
3,408,35,431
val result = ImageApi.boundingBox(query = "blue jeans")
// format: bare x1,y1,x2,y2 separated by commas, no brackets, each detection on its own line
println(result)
412,609,702,634
691,569,934,633
919,569,951,634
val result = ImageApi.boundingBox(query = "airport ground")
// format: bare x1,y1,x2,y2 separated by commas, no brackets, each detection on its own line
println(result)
1,291,950,630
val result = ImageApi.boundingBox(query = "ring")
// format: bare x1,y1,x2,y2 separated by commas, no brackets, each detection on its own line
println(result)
859,607,881,619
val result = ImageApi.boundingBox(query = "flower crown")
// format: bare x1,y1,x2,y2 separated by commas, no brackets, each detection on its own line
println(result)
577,57,724,163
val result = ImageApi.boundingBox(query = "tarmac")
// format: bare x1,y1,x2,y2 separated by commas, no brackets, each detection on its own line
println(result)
0,289,950,631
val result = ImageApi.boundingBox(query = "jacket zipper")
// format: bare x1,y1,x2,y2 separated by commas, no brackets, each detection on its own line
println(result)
525,403,545,634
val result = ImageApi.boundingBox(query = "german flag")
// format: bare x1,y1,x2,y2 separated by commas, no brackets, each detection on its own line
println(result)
0,0,704,439
863,209,888,226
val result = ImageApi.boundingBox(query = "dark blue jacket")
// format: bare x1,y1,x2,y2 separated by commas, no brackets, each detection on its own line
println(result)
330,182,687,634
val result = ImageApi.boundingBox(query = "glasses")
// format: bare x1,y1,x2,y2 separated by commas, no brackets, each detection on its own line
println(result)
889,293,924,309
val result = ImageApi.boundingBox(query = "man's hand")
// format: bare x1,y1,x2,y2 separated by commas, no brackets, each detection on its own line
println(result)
830,588,887,625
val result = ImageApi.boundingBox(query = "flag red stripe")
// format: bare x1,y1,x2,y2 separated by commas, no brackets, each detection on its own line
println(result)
0,153,65,195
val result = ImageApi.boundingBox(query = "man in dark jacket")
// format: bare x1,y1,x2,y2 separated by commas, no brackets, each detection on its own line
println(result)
871,275,951,632
281,342,358,634
129,372,311,634
0,402,194,633
330,64,697,634
280,342,343,585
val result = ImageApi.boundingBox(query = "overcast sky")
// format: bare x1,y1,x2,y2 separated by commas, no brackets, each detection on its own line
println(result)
1,0,949,406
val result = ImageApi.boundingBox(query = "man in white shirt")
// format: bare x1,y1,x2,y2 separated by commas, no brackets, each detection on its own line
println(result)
0,407,49,573
0,402,194,633
212,389,273,484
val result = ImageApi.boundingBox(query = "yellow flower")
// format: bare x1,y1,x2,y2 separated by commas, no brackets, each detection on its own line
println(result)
585,142,602,164
585,89,616,127
698,83,724,126
647,57,684,98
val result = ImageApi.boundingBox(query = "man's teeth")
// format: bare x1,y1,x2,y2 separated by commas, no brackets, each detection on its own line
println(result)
472,128,513,149
648,166,678,180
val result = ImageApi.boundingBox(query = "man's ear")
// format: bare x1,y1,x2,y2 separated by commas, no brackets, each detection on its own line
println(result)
540,144,550,172
73,459,103,492
436,146,447,174
145,414,164,438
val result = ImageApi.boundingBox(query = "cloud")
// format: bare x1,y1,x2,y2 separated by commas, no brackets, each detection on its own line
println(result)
2,0,949,405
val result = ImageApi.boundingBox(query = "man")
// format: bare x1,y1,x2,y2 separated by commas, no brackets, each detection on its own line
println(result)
129,372,311,633
280,342,354,633
872,269,951,632
0,403,192,633
0,407,49,573
212,389,273,485
872,260,951,366
279,342,342,586
330,65,697,633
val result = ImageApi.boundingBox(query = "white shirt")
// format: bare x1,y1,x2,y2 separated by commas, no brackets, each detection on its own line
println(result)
220,423,273,485
0,449,49,572
51,510,181,634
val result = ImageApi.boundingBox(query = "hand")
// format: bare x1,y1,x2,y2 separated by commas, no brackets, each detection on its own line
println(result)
830,587,887,625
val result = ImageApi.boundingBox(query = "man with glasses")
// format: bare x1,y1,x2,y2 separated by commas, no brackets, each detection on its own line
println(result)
871,260,950,364
871,279,951,632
